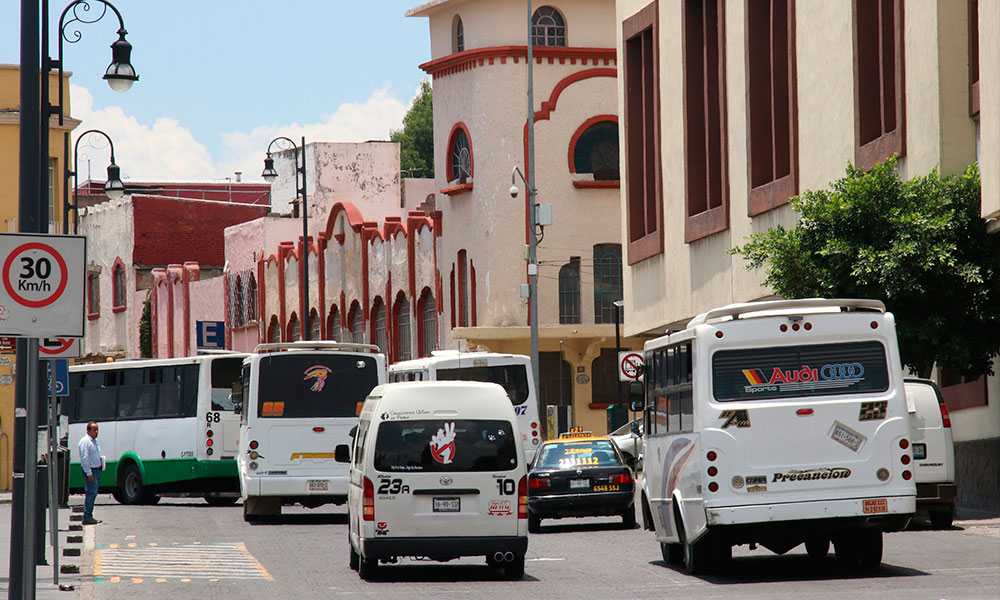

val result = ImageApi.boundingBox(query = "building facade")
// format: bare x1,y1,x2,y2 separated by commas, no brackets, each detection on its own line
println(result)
615,0,997,509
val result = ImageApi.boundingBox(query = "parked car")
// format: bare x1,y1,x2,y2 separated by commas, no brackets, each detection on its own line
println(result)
608,419,643,469
905,378,957,528
526,430,635,533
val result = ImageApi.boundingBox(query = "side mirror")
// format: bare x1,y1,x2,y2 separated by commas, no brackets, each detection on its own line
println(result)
348,425,358,439
628,381,645,412
630,420,640,435
231,381,244,414
334,444,351,463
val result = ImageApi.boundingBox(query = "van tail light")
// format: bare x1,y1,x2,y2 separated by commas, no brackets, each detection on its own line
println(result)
528,475,550,489
611,472,633,485
517,475,528,519
362,477,375,521
939,401,951,428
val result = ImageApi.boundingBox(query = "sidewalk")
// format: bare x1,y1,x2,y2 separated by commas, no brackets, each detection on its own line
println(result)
0,491,84,599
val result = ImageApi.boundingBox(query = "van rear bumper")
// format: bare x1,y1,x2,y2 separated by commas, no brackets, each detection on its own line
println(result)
706,495,915,527
361,536,528,560
916,482,957,504
243,474,348,497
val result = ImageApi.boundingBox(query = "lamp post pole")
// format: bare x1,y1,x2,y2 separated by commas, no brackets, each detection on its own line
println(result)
262,137,310,341
526,0,540,426
69,130,126,233
613,300,624,409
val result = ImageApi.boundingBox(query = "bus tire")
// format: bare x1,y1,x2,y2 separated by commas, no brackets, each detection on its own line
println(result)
660,542,683,564
929,505,954,529
640,493,654,531
119,463,151,505
833,533,859,568
805,537,830,559
111,489,126,505
857,528,883,570
677,512,714,574
358,554,379,580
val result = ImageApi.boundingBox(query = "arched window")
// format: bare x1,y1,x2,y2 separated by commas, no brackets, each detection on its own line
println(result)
571,119,620,181
559,257,581,324
233,276,245,327
457,250,470,327
247,274,257,323
453,15,464,53
532,6,566,47
288,313,301,341
593,243,623,324
267,316,280,343
447,125,473,184
418,289,437,356
372,298,387,353
394,294,412,362
309,308,320,341
112,262,126,310
348,301,364,344
328,305,342,342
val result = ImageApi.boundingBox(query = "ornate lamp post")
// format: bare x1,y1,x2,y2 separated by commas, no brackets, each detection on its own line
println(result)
66,129,125,233
262,136,311,341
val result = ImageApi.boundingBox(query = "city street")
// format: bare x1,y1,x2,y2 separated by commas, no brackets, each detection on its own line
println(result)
70,495,999,600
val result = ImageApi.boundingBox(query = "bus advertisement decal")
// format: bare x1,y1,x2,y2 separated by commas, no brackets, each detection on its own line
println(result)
771,467,851,483
829,421,867,452
719,409,751,428
858,401,887,421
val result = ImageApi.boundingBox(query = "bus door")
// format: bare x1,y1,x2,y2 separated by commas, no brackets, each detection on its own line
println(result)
209,357,244,455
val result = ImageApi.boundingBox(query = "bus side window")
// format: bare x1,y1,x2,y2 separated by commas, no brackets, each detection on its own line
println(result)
180,365,199,417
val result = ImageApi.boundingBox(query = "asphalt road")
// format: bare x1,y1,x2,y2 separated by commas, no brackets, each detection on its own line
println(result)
75,494,999,600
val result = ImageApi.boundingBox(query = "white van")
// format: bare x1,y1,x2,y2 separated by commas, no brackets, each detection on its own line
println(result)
346,381,528,580
905,378,957,528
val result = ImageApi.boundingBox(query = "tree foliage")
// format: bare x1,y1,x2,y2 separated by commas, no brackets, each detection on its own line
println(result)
139,291,152,358
732,159,1000,378
390,79,434,179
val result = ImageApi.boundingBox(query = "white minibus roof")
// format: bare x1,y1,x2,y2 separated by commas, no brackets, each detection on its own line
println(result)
687,298,885,327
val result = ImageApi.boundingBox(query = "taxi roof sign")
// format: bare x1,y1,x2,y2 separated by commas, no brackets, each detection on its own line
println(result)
558,427,593,439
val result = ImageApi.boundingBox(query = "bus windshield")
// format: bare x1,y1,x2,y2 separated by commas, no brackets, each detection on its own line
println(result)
712,341,890,401
373,419,518,472
256,354,380,418
436,365,529,405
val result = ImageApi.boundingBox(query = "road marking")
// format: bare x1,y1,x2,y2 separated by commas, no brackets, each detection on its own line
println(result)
95,542,274,583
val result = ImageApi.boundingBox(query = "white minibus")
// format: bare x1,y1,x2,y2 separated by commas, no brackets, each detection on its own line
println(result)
389,351,541,460
347,381,528,580
65,353,248,505
235,341,385,521
632,299,916,574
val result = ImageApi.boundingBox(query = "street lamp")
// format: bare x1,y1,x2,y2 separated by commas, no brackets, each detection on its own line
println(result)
66,129,126,233
262,136,311,341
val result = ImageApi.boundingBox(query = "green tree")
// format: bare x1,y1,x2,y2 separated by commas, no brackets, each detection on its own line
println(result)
732,158,1000,378
139,290,152,358
390,79,434,178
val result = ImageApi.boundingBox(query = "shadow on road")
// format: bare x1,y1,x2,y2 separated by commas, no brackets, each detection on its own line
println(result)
532,520,637,534
246,512,349,525
352,562,540,583
653,553,930,584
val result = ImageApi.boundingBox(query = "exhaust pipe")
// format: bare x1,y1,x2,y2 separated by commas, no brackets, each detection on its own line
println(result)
504,551,515,562
494,551,506,562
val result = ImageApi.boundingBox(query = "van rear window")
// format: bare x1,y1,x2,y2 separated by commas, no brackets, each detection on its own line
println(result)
373,419,518,472
712,341,890,401
256,354,380,418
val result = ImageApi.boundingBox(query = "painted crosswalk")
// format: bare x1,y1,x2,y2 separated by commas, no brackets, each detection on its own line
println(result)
95,542,273,583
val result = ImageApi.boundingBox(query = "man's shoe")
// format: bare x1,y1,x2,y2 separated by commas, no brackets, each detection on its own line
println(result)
81,519,101,525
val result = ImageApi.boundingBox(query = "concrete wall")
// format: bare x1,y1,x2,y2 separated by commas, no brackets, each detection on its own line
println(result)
80,198,135,358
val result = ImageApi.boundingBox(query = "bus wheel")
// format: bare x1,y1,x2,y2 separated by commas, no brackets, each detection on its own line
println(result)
857,528,883,570
205,496,238,507
833,533,859,568
677,513,715,575
119,464,150,505
929,505,954,529
805,538,830,559
660,542,683,564
111,489,126,505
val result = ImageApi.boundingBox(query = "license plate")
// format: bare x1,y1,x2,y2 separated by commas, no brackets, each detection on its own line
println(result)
912,443,927,459
307,479,329,491
433,497,460,512
569,479,589,489
863,498,888,514
830,421,866,452
592,484,620,492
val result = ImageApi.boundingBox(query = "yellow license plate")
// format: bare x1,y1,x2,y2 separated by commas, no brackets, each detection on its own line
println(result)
592,484,620,492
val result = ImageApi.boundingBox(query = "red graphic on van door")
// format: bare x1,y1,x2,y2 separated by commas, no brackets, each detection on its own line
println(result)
430,422,457,464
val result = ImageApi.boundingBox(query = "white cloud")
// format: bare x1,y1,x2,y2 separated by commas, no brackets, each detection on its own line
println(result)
70,83,409,183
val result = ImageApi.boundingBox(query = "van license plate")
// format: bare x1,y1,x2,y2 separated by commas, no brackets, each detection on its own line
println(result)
433,497,460,512
912,443,927,459
570,479,589,489
307,480,329,491
863,498,888,514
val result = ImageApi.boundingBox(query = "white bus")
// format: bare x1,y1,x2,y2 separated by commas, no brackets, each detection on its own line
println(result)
65,353,248,505
388,351,542,460
632,299,916,574
236,341,385,521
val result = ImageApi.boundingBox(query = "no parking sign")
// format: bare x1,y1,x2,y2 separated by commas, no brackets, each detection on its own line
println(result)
0,233,86,337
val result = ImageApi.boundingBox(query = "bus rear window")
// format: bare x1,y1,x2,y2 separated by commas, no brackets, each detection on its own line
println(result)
713,341,890,401
211,357,244,411
257,354,380,418
373,419,518,472
436,365,529,405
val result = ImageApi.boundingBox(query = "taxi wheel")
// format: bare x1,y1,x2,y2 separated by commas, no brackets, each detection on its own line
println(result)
358,554,379,580
528,513,542,533
504,555,525,580
621,506,637,529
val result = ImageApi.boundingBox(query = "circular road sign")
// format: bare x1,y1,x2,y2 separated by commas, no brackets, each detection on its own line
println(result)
39,337,75,356
619,352,645,381
2,242,69,308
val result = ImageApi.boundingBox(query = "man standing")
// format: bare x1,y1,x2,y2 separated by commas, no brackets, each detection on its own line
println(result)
78,421,102,525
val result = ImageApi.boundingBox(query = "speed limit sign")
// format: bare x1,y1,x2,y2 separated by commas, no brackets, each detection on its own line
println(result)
0,233,86,337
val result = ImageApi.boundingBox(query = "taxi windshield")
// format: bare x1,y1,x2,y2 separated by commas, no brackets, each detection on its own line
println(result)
534,440,621,469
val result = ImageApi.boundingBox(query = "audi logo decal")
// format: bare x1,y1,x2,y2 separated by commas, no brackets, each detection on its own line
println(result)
820,363,865,380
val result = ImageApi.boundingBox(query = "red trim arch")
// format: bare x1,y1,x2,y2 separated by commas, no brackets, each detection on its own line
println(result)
567,114,619,173
111,256,127,313
445,121,474,188
266,315,280,344
419,46,617,79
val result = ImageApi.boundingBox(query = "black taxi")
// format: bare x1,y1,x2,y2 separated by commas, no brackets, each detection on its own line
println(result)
526,429,635,532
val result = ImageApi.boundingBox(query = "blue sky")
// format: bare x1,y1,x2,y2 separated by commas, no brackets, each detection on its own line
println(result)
3,1,431,181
